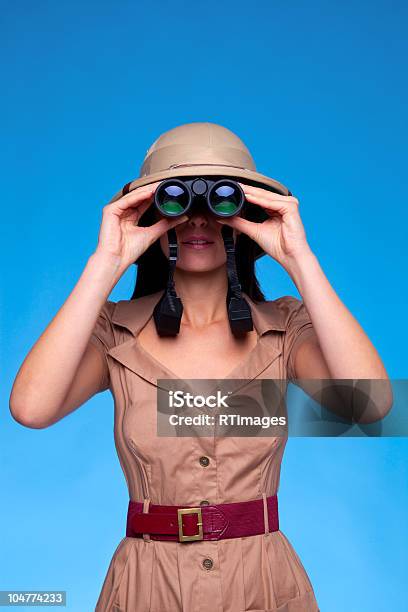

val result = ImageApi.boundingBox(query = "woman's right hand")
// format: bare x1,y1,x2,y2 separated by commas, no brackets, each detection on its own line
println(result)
95,181,188,274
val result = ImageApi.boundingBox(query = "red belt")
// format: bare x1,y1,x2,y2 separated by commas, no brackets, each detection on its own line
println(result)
126,495,279,542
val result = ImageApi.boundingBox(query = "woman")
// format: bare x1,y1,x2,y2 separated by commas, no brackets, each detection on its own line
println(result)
10,122,391,611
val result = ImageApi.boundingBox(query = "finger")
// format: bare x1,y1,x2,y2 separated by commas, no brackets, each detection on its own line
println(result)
242,191,297,214
238,182,298,207
108,186,156,214
145,214,189,243
113,180,166,218
125,198,153,223
238,182,294,199
215,216,260,242
121,180,163,201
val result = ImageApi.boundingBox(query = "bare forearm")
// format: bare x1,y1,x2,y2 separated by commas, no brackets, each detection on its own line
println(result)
285,248,389,380
10,250,124,418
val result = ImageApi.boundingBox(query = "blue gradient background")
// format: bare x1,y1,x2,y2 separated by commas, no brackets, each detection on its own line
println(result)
1,1,407,610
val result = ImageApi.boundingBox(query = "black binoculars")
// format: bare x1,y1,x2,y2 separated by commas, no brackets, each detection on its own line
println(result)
148,175,254,338
154,177,246,219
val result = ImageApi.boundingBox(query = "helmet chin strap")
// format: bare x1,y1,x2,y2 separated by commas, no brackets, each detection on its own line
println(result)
153,225,254,336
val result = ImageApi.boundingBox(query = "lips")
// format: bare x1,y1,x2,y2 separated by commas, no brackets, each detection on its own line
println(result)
180,234,215,250
182,240,212,245
181,235,214,245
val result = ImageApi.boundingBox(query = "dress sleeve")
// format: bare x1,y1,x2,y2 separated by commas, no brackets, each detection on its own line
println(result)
283,297,318,381
88,301,116,391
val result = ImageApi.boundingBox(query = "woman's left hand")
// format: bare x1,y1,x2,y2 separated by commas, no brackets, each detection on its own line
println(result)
215,182,312,268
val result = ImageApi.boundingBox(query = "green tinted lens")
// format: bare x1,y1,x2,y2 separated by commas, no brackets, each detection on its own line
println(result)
210,184,241,216
212,200,239,214
160,199,186,214
157,184,189,216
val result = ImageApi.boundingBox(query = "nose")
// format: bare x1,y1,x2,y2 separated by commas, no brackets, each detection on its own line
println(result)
186,210,209,228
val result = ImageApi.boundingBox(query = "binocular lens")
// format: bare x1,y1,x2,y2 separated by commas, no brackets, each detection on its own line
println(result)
210,184,241,215
156,183,190,216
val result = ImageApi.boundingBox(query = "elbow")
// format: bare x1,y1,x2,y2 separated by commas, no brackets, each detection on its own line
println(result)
352,378,394,424
10,408,52,429
9,394,53,429
353,402,393,424
376,388,394,420
323,379,394,424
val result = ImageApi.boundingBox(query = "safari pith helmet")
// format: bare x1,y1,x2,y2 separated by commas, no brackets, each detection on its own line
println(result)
108,121,292,260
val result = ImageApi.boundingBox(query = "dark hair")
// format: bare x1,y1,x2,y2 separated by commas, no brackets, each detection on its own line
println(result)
130,205,266,302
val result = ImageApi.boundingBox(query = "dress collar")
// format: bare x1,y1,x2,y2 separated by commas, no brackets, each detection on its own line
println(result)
106,290,287,393
110,290,287,338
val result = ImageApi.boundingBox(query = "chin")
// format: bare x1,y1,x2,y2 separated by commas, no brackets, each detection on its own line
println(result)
176,254,226,273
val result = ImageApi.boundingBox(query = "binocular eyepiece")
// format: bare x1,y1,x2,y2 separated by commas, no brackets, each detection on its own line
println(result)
154,177,245,219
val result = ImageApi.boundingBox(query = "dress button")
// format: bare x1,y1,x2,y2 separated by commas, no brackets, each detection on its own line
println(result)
200,500,210,506
202,558,213,570
199,456,210,467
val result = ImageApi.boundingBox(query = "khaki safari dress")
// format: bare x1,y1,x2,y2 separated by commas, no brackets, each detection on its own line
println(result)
89,290,320,612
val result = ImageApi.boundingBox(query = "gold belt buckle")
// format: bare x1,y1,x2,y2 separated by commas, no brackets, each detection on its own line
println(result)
177,507,203,542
